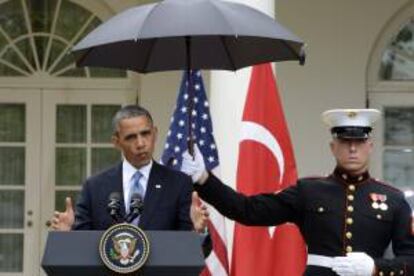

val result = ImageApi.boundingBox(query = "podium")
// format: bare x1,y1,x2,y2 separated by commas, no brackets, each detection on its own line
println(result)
41,230,204,276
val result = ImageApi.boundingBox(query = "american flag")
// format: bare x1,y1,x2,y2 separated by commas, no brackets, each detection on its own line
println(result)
161,70,229,276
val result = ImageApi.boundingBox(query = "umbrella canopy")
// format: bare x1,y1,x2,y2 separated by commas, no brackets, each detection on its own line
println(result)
73,0,305,73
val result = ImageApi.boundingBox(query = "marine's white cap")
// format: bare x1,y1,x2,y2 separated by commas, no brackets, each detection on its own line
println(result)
322,109,381,139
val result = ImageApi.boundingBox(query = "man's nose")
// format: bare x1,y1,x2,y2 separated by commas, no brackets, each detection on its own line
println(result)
136,136,145,147
349,141,357,151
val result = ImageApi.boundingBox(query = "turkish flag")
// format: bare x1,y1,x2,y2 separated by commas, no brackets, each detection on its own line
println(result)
231,64,306,276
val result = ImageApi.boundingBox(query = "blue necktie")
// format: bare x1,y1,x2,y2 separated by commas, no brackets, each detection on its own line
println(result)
128,171,143,225
130,171,144,199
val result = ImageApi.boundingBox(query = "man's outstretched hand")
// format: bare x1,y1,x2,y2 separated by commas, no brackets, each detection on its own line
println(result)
190,191,209,233
50,197,74,231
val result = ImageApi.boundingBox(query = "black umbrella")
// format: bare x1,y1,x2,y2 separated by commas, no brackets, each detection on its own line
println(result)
72,0,305,73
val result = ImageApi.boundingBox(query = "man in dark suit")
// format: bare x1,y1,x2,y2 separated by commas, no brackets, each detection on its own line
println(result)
185,109,414,276
51,104,193,231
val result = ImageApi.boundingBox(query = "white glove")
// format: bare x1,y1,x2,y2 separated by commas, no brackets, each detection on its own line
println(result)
181,144,206,183
332,252,375,276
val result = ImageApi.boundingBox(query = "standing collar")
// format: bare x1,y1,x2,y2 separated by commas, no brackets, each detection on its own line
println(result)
333,166,370,184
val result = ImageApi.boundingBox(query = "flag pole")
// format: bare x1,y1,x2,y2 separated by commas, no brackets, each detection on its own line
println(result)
160,69,230,276
186,36,194,156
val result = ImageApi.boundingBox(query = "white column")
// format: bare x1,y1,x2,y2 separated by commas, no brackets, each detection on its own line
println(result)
210,0,275,191
209,0,275,264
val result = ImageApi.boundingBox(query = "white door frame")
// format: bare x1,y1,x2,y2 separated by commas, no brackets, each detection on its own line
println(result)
39,88,134,274
0,87,135,275
0,89,41,276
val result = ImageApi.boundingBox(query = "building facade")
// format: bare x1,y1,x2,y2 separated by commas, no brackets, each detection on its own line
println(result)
0,0,413,274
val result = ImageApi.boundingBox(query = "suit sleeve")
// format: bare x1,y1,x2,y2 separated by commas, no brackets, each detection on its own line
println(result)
195,173,301,226
374,198,414,276
72,180,93,230
175,174,193,230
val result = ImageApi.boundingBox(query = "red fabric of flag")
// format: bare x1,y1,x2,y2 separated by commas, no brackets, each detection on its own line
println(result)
231,63,306,276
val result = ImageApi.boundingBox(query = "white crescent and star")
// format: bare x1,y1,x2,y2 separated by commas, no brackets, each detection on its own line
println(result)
240,121,285,238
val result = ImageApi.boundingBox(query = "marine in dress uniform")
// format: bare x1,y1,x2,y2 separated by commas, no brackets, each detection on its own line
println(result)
184,109,414,276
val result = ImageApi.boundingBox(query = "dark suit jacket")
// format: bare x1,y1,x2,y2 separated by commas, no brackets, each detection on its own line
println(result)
73,161,193,231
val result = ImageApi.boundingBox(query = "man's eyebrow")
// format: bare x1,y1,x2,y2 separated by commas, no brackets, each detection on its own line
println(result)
138,128,152,134
124,133,137,139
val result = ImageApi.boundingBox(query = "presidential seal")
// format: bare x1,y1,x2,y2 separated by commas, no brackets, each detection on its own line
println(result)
99,223,150,274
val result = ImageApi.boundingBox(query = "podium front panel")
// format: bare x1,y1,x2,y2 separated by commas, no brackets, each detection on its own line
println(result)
42,230,204,276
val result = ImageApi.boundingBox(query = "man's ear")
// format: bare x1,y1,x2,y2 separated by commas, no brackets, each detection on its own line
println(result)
367,138,374,153
112,134,120,149
153,126,158,141
329,140,335,154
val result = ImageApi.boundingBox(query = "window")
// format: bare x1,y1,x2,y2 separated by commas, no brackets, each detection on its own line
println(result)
368,6,414,210
379,19,414,81
54,104,121,210
0,0,126,78
382,107,414,208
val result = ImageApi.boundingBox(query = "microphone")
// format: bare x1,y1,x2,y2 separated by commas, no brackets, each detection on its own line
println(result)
125,193,144,223
107,192,122,223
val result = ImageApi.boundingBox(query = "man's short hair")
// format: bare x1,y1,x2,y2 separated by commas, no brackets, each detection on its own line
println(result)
112,105,153,134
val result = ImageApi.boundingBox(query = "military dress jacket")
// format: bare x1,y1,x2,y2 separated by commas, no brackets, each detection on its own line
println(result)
195,168,414,276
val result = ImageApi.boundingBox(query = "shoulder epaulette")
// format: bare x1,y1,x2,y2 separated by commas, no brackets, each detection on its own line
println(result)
370,178,403,193
300,175,329,181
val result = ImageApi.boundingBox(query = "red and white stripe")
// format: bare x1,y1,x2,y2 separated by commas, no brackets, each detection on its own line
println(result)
201,167,229,276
